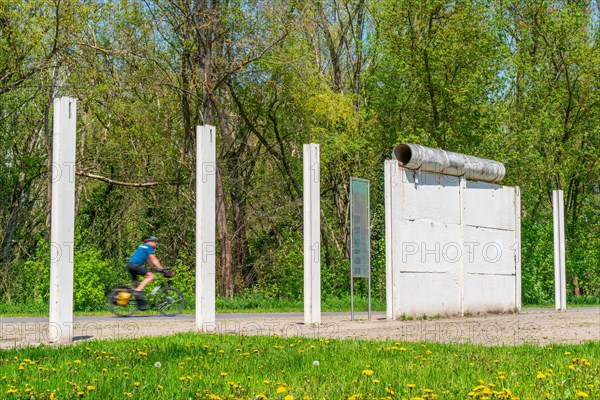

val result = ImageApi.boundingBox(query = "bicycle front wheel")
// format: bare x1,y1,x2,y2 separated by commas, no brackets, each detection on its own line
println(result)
107,287,138,316
155,287,185,316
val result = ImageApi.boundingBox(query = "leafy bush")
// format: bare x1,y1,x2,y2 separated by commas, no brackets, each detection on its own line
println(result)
4,240,122,311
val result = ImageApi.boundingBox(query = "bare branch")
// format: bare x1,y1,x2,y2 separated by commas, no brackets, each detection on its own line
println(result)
76,171,159,187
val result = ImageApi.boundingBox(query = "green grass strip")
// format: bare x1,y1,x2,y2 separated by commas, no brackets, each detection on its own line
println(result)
1,333,598,399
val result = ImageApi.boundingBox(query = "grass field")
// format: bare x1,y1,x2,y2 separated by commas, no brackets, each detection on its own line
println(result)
1,294,597,317
0,295,385,317
1,332,598,399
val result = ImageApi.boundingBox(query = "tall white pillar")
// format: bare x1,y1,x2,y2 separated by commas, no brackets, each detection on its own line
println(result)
553,189,567,311
515,187,522,311
303,143,320,324
196,125,216,331
49,97,77,344
384,161,394,319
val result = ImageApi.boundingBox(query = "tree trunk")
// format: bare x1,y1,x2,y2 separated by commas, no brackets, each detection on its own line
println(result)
216,167,234,298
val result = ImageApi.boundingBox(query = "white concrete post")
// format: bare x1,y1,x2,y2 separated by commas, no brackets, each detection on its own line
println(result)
553,189,567,311
49,97,77,344
303,143,320,324
515,187,522,311
384,161,395,320
196,125,216,331
458,176,466,316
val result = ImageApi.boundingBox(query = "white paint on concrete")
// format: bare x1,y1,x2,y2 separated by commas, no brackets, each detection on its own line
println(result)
385,162,521,319
553,190,567,311
303,144,321,324
49,97,77,344
196,125,216,331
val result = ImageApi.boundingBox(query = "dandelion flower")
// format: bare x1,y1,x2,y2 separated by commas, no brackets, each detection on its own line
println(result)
313,360,320,366
362,369,374,377
154,362,162,368
276,386,287,394
537,372,547,379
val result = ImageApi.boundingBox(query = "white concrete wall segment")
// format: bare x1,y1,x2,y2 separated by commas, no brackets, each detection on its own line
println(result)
397,220,462,274
463,227,519,275
196,125,217,331
398,170,461,224
553,190,567,311
303,144,321,324
385,162,521,319
464,182,516,231
396,271,461,316
463,274,516,313
49,97,77,344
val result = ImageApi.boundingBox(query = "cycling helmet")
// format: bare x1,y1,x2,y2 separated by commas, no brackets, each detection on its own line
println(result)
143,235,158,242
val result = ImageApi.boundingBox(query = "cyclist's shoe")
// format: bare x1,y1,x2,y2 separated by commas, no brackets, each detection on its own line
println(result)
132,290,149,310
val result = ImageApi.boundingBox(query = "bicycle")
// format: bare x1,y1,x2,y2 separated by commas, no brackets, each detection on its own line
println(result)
107,269,185,317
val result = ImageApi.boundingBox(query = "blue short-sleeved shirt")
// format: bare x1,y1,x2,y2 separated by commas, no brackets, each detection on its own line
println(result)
128,243,154,265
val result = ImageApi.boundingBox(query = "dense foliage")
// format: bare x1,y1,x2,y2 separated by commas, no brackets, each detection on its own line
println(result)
1,0,598,310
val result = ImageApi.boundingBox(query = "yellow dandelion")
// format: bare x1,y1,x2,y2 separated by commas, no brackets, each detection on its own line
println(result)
407,383,416,389
576,391,588,397
134,381,141,387
276,386,287,394
220,372,227,377
372,379,380,384
284,395,294,400
86,385,95,390
537,372,547,379
157,384,163,390
362,369,374,377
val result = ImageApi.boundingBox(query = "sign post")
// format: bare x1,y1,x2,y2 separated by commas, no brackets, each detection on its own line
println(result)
350,177,370,321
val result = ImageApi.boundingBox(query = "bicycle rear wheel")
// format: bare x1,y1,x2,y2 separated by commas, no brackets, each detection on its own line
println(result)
155,287,185,316
107,287,138,316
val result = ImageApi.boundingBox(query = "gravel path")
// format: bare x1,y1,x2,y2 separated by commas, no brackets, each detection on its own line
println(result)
1,308,598,349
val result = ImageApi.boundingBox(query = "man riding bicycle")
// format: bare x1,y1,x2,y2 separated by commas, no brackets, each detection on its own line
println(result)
127,235,165,309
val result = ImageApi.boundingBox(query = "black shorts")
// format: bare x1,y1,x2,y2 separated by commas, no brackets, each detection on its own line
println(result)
127,263,148,281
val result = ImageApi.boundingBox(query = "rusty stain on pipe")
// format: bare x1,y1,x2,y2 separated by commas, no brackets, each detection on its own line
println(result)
392,143,505,183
